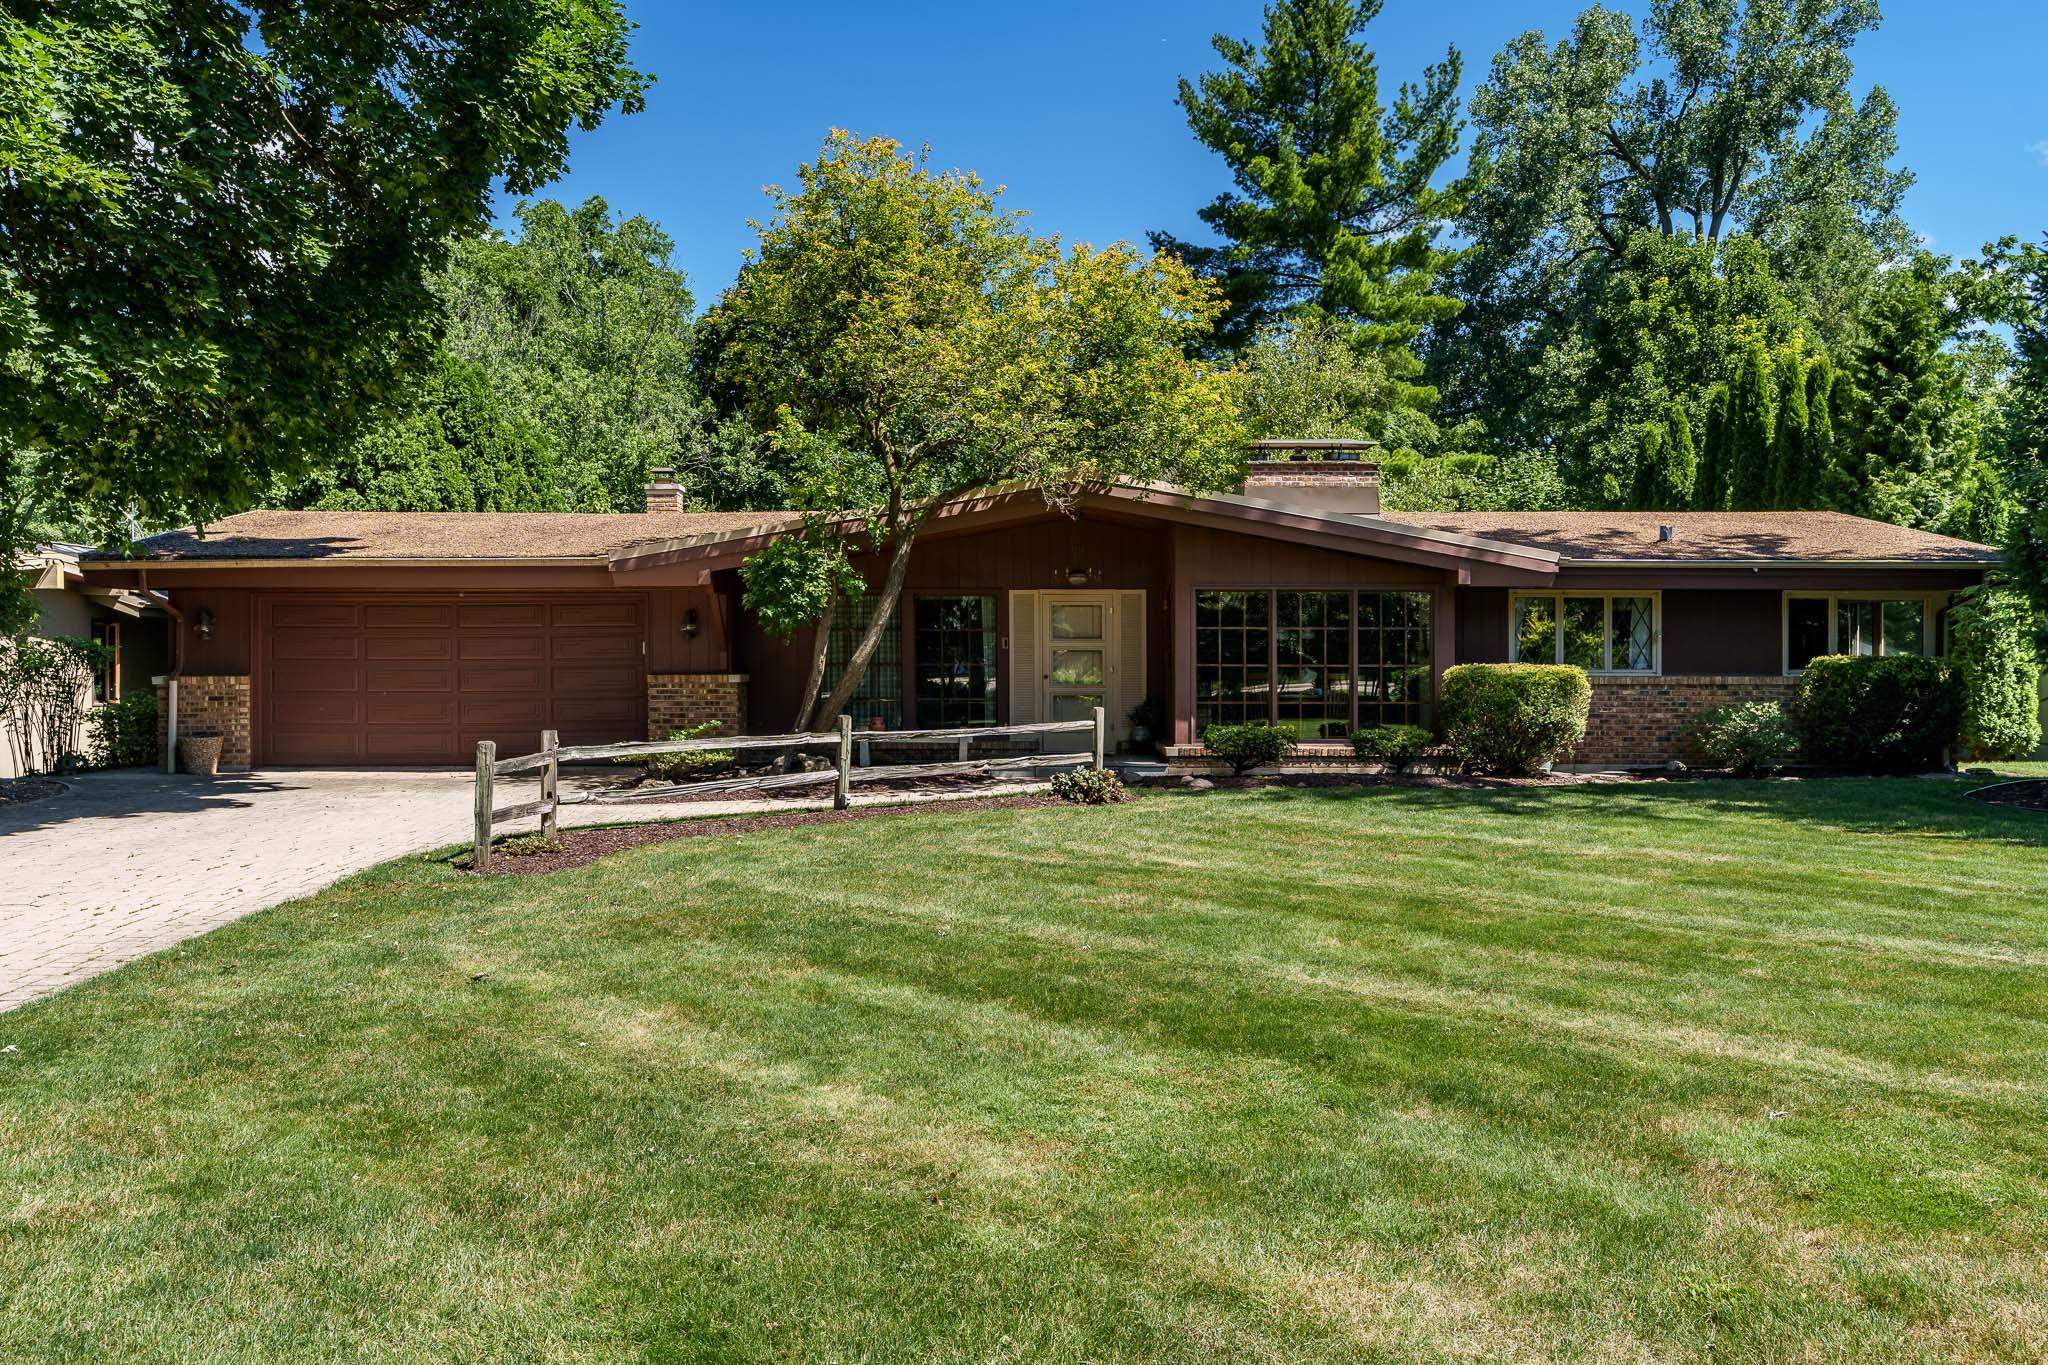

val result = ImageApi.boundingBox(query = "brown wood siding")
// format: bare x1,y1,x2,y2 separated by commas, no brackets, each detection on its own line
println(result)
254,593,646,765
1456,588,1510,664
1661,589,1786,674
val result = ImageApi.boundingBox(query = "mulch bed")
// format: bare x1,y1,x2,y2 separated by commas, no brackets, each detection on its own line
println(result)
0,776,65,808
465,793,1066,876
1966,779,2048,813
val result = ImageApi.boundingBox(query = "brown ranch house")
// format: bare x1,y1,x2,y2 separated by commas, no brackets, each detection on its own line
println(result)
79,441,1998,771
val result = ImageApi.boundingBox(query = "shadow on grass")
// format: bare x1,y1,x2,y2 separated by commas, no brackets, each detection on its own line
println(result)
1200,775,2048,850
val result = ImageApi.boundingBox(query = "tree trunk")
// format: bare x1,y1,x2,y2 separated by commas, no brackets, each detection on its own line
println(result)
813,523,921,730
787,593,837,734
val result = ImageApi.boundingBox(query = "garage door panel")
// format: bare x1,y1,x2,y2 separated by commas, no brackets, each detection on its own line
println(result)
274,694,364,726
261,595,644,765
461,664,547,693
270,731,363,764
554,602,639,627
365,634,455,662
459,603,549,629
366,665,458,692
364,603,457,629
365,696,457,726
365,731,459,764
271,632,361,661
459,635,546,662
550,633,639,663
272,661,363,693
270,603,359,629
554,663,642,694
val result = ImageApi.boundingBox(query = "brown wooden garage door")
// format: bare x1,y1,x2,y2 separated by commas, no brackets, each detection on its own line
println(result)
259,596,645,766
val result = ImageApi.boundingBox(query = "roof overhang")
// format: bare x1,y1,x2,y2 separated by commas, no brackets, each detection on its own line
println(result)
606,482,1563,583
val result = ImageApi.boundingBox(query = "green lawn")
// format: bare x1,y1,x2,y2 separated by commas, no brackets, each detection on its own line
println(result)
5,781,2048,1361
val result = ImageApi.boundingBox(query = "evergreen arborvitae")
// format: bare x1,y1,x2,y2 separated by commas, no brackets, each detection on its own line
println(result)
1630,424,1665,509
1813,362,1862,512
1846,265,1950,488
1694,383,1731,510
1726,340,1777,510
1767,346,1812,508
1661,401,1698,509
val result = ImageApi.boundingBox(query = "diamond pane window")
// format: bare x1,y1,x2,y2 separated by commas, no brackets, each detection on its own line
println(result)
1513,594,1659,673
1609,596,1656,672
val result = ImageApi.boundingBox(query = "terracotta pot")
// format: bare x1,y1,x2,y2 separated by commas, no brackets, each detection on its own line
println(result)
177,734,224,776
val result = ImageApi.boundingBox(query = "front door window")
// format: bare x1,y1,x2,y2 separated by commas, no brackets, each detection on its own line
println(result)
1044,595,1111,731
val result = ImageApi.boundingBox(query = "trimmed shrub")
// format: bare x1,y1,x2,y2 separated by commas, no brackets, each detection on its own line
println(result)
1049,767,1126,805
1201,721,1294,776
1350,723,1432,772
1438,663,1591,776
88,692,159,768
1794,655,1965,772
619,721,734,783
1947,585,2043,759
1694,701,1798,777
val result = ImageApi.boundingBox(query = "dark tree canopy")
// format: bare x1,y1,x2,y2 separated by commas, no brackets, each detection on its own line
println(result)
1,0,646,548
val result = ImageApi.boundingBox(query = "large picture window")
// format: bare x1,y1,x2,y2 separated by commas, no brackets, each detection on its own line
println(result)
1197,589,1433,736
1195,591,1271,731
819,591,902,729
1784,594,1933,672
913,596,997,727
1510,594,1658,673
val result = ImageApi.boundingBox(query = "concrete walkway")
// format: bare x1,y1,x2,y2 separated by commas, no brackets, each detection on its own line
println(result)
0,766,1047,1014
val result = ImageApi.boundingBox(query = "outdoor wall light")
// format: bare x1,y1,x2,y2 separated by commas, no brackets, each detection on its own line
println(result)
193,608,215,641
1064,568,1093,587
680,608,700,638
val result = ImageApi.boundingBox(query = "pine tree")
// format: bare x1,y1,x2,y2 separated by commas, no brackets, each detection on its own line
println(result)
1630,425,1665,509
1813,361,1862,512
1157,0,1466,387
1767,345,1812,508
1695,384,1731,510
1726,339,1778,510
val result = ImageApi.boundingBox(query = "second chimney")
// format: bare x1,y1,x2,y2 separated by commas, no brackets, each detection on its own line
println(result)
1242,439,1382,516
645,467,684,513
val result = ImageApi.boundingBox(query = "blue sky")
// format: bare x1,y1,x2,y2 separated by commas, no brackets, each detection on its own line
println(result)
506,0,2048,304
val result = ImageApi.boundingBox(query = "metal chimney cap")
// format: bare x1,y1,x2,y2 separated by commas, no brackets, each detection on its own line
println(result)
1657,524,1676,542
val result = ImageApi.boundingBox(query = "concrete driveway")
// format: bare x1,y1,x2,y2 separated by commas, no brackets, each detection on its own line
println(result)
0,764,1054,1014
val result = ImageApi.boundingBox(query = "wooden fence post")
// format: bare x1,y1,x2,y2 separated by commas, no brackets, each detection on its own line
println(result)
473,740,496,871
1092,706,1106,771
835,714,853,810
540,729,559,840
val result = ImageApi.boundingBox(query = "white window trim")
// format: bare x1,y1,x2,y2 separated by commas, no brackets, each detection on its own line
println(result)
1508,591,1663,676
1780,590,1949,675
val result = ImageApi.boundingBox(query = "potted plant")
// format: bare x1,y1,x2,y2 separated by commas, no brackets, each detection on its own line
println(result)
177,728,224,776
1126,695,1165,748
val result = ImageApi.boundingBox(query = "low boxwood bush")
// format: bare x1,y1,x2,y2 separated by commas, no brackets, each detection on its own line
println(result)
1693,701,1798,777
1201,721,1294,776
88,692,159,768
1049,767,1126,805
618,721,734,782
1438,663,1591,776
1794,655,1965,773
1350,723,1431,772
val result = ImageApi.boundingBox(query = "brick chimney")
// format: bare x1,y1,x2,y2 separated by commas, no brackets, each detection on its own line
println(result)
1242,439,1381,515
645,467,684,513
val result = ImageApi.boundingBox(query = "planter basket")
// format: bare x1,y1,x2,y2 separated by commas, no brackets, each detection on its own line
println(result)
177,733,224,776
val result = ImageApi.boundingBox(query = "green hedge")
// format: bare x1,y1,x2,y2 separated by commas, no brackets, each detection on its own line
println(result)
1350,723,1432,772
1793,655,1965,772
88,692,159,768
1947,586,2043,760
1438,664,1590,776
1201,721,1294,776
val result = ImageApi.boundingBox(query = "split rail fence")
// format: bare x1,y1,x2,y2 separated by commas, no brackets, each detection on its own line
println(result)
472,708,1104,870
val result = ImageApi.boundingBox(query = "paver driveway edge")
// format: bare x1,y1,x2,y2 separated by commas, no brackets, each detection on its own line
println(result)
0,767,1052,1014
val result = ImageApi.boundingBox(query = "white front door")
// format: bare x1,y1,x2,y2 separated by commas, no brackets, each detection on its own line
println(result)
1011,591,1144,751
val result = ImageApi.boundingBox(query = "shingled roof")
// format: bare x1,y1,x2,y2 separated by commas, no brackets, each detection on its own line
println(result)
1377,511,1997,564
93,502,1997,567
103,509,803,562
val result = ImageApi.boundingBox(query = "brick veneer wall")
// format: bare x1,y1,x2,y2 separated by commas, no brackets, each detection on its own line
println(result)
648,673,748,736
1578,674,1799,767
155,675,252,769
